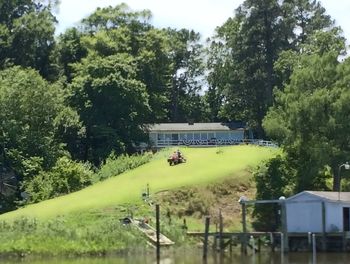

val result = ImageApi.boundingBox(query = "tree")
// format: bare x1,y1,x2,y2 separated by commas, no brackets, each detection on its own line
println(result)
80,4,152,35
56,28,88,83
264,51,350,192
0,1,58,79
0,66,81,208
22,156,93,203
58,4,209,164
135,28,172,122
78,5,207,123
253,155,294,231
207,0,335,137
165,28,207,122
69,53,150,164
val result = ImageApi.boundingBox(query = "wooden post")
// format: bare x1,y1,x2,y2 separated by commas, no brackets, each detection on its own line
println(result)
280,201,289,252
251,235,255,255
312,234,317,264
219,209,224,251
308,232,312,251
241,202,247,254
203,216,210,260
147,183,150,197
321,201,327,251
280,233,284,254
270,232,275,252
156,204,160,262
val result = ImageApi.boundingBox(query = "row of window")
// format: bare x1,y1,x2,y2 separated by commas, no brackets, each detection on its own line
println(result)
156,131,243,141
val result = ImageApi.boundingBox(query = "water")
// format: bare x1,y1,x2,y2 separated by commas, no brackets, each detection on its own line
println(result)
1,249,350,264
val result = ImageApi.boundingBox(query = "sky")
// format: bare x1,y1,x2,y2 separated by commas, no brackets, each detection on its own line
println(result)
56,0,350,42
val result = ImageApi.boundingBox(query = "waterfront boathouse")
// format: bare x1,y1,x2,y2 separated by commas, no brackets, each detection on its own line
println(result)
147,122,252,148
238,191,350,252
285,191,350,233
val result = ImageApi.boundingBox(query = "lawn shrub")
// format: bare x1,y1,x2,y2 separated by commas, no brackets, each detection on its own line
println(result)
0,214,143,256
23,157,94,203
186,191,215,217
95,152,153,182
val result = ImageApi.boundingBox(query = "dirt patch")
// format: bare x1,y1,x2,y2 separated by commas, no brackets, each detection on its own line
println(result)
154,172,256,230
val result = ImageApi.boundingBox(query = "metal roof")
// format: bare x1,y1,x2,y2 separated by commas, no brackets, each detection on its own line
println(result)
147,122,246,132
288,191,350,202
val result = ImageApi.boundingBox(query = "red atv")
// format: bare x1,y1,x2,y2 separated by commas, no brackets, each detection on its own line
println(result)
167,152,186,166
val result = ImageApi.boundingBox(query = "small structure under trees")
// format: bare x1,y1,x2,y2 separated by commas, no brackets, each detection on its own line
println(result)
240,191,350,252
285,191,350,233
147,122,254,148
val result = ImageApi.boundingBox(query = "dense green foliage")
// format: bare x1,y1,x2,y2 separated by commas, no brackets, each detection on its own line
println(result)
263,37,350,190
205,0,350,230
22,157,94,203
207,0,335,136
69,52,150,163
0,0,58,80
0,66,80,210
254,28,350,228
253,155,294,231
96,152,153,182
0,212,142,255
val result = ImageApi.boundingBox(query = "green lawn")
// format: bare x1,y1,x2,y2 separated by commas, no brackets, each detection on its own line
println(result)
0,145,278,221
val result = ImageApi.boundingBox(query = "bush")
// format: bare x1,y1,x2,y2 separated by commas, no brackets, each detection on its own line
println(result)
0,213,142,255
23,157,94,203
252,155,294,231
95,152,153,182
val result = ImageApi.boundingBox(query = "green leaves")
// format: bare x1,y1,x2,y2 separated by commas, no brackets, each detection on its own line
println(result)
0,1,57,79
207,0,337,135
0,66,80,177
70,52,150,163
23,157,93,203
264,51,350,191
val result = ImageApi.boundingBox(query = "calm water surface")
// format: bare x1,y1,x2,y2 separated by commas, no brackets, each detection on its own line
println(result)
1,249,350,264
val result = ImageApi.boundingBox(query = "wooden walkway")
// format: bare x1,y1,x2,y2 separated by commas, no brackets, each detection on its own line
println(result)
188,230,350,252
133,219,174,246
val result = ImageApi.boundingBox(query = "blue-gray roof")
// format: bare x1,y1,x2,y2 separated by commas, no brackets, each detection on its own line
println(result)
148,122,246,132
288,191,350,202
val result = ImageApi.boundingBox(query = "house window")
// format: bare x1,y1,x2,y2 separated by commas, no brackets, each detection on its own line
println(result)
179,133,187,140
230,131,243,140
216,132,229,140
208,133,215,139
157,133,165,140
164,134,172,141
194,133,200,140
186,133,193,140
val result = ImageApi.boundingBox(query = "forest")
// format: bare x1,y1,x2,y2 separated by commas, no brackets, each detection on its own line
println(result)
0,0,349,215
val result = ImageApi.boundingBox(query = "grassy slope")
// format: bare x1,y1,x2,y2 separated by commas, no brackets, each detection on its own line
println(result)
0,146,278,221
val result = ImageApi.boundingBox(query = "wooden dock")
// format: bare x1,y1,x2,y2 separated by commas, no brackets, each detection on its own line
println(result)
188,230,281,253
133,219,175,246
187,230,350,252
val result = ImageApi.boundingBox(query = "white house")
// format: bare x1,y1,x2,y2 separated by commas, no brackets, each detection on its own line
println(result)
285,191,350,233
147,122,251,148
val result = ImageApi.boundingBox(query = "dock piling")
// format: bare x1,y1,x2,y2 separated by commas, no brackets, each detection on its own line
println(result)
312,233,317,264
241,203,247,254
219,209,224,250
308,232,312,251
156,204,160,262
203,216,210,260
270,232,275,252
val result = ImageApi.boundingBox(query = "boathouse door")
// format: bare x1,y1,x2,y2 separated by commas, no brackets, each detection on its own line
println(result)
343,207,350,231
